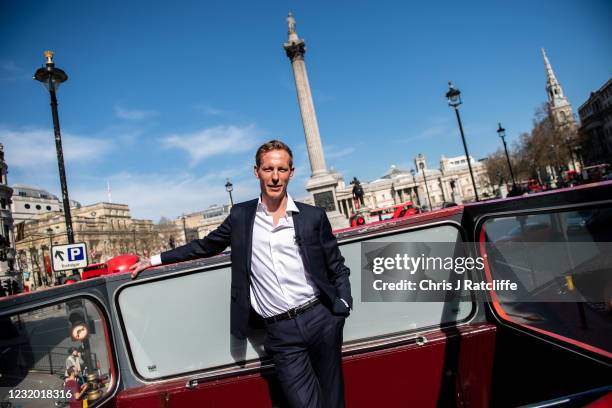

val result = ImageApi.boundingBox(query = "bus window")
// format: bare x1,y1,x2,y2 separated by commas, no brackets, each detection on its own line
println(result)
117,224,471,380
480,207,612,358
0,299,115,407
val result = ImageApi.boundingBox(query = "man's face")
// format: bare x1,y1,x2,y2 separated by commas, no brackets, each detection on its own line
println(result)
254,149,294,202
72,349,78,356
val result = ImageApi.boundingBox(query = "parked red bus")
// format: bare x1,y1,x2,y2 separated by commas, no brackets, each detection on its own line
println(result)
82,255,140,280
350,201,418,227
82,262,108,280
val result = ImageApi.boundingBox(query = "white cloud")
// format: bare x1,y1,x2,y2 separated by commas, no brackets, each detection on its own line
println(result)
411,123,451,141
312,88,334,103
0,127,112,168
194,104,227,116
0,60,26,81
325,145,356,159
162,124,260,165
114,105,159,120
72,171,261,221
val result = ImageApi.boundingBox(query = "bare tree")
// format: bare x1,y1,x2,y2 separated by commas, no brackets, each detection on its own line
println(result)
504,103,578,187
485,149,511,187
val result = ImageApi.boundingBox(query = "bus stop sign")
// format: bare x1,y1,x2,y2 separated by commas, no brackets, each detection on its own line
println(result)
51,242,88,272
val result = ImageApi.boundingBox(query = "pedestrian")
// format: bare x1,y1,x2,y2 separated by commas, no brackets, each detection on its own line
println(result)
131,140,352,407
64,366,89,408
65,347,84,383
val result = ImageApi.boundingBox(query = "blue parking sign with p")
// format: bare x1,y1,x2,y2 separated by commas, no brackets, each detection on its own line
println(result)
68,246,85,261
51,242,88,272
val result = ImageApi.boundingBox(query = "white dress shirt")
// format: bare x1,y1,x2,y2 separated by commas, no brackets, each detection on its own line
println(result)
150,194,319,318
249,194,318,317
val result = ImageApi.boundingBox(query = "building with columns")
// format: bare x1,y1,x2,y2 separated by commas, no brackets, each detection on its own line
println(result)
333,154,491,219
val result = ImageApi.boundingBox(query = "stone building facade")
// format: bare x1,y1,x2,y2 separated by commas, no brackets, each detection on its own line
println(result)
192,204,232,239
334,154,491,219
578,78,612,166
0,144,15,278
10,184,63,225
15,202,184,289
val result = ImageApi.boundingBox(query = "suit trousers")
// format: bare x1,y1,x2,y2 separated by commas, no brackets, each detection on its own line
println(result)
264,302,346,408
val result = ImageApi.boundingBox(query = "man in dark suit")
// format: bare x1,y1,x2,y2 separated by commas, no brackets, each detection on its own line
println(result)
130,140,352,407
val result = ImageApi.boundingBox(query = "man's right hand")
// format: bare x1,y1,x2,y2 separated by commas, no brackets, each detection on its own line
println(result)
130,258,152,280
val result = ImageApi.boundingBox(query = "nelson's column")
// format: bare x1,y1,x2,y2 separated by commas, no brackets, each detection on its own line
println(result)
283,13,347,228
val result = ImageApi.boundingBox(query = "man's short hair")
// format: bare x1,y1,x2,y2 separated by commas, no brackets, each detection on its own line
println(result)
255,140,293,168
67,366,76,376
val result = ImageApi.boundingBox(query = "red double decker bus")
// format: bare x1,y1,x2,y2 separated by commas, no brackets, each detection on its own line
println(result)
350,201,418,227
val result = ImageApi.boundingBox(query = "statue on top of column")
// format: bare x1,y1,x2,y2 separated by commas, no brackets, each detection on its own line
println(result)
287,12,296,34
351,177,365,207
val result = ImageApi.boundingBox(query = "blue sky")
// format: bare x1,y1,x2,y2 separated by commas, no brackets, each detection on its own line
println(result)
1,0,610,221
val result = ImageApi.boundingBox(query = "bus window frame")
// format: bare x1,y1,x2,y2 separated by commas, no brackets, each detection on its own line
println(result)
114,219,479,383
0,292,120,406
473,203,612,363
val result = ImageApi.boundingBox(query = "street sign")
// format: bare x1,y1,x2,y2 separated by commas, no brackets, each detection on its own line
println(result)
51,242,88,272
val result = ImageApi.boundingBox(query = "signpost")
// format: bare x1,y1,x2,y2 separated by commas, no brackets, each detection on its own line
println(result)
51,243,88,272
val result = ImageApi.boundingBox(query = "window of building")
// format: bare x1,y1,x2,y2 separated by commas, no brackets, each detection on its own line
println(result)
1,198,6,209
46,205,52,211
36,205,41,210
24,204,31,209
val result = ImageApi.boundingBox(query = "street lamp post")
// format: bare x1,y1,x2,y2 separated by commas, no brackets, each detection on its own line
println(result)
225,179,234,206
497,123,517,190
45,228,57,285
565,135,578,171
131,228,137,254
446,82,479,201
409,169,422,208
181,215,187,244
419,161,433,211
34,51,74,244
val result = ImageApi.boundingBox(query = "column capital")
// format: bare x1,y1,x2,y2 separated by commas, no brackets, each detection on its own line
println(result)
284,40,306,62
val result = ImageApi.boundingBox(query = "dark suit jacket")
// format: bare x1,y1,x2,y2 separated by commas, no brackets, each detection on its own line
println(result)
161,198,352,339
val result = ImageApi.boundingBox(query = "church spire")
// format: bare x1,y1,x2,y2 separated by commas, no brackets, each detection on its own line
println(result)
541,48,575,129
542,48,558,88
542,48,566,103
